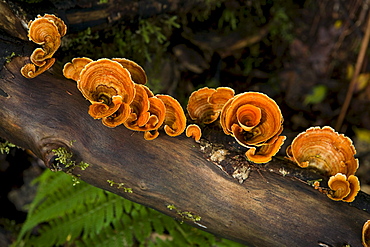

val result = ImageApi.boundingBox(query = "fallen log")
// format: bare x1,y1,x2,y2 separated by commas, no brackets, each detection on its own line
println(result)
0,55,369,247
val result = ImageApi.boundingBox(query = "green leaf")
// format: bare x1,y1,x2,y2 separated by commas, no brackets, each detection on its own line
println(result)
304,85,327,105
354,127,370,144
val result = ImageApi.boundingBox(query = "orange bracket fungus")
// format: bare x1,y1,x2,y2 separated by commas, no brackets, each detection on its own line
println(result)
187,87,235,124
220,92,285,163
63,58,136,127
63,57,187,140
186,124,202,142
286,126,359,177
63,57,93,81
363,220,370,247
112,58,147,85
78,59,136,126
327,173,360,202
156,95,187,137
286,126,360,202
124,85,167,140
21,14,66,78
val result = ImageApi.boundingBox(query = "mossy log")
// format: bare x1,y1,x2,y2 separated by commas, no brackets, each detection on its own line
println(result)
1,1,370,247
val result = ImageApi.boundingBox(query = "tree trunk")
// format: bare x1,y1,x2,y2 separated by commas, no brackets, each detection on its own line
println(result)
1,1,369,246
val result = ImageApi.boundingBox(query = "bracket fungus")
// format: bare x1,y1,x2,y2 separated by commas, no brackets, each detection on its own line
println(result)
21,14,66,78
63,58,137,127
63,57,93,81
124,86,167,140
363,220,370,247
187,87,235,124
286,126,360,202
220,92,285,163
286,126,359,177
186,124,202,142
112,58,147,85
245,135,286,164
327,173,360,202
63,56,187,140
156,95,187,137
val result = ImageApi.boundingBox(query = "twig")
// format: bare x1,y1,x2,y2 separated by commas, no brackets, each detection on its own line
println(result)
336,13,370,131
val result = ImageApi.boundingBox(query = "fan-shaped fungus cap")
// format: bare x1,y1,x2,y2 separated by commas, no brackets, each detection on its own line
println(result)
21,14,66,78
112,58,147,85
187,87,234,124
126,95,167,141
42,14,67,37
286,126,359,177
125,84,151,127
327,173,360,202
156,95,187,137
77,59,136,122
246,135,286,163
327,173,350,201
186,124,202,142
63,57,93,81
343,174,360,202
220,92,283,146
125,95,166,133
20,58,55,79
363,220,370,247
27,14,66,66
208,87,235,110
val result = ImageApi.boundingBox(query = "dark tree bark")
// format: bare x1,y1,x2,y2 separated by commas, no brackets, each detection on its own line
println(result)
1,1,370,247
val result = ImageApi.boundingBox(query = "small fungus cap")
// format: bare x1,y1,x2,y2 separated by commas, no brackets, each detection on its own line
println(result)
342,175,360,202
20,58,55,79
157,95,187,137
286,126,359,176
102,103,132,128
88,95,123,119
63,57,93,81
186,124,202,142
41,14,67,37
326,173,360,202
327,173,351,201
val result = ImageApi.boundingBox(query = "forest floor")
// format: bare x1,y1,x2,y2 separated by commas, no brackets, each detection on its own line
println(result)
1,0,370,245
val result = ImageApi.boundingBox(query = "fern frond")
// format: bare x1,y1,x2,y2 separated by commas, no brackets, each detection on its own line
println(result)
17,181,103,242
17,170,246,247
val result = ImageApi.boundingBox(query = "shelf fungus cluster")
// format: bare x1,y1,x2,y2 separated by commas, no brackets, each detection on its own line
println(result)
63,57,186,140
21,14,66,78
286,126,360,202
187,87,286,163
